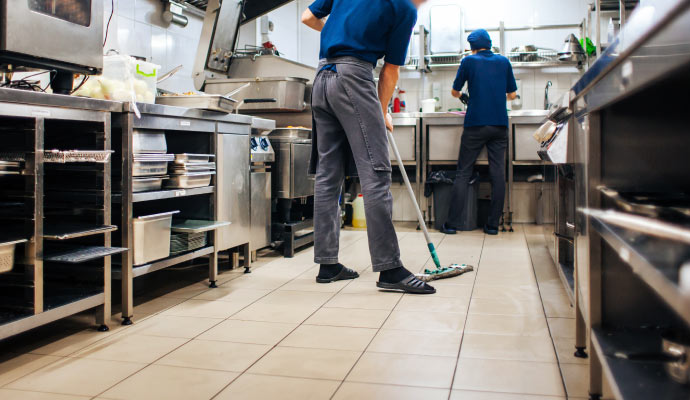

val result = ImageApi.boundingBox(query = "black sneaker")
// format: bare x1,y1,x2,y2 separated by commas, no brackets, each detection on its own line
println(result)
441,223,457,235
484,224,499,235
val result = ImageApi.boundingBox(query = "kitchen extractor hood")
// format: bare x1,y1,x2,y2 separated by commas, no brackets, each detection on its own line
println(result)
178,0,295,23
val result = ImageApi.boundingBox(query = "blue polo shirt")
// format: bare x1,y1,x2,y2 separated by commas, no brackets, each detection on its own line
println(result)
308,0,417,67
453,50,517,127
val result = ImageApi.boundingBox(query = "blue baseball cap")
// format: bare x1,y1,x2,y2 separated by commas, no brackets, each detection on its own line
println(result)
468,29,492,50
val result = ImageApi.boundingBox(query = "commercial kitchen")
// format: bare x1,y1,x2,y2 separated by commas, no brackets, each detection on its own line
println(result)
0,0,688,399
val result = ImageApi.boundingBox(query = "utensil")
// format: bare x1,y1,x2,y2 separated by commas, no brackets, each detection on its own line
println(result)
157,65,183,84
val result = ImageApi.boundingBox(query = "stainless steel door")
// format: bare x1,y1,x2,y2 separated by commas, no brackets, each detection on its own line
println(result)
291,143,314,198
216,133,250,251
250,171,271,251
428,125,488,161
388,126,416,161
514,124,542,161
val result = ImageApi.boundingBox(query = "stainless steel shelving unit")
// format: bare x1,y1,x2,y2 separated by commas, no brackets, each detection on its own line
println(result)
0,89,123,340
571,1,690,397
113,102,252,325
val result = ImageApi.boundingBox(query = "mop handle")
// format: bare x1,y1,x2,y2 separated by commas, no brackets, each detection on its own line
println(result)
386,130,433,246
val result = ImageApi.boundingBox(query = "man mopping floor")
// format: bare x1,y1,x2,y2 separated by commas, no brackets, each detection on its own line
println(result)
302,0,436,294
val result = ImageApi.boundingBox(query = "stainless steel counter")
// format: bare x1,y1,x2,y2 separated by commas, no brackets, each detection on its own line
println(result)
125,102,253,124
0,87,122,112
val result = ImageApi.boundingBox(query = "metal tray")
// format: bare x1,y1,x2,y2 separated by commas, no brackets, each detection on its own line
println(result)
45,246,128,264
0,153,26,162
44,224,118,240
156,94,237,113
133,160,169,177
170,162,216,172
599,187,690,223
44,150,114,164
165,172,215,189
133,175,168,192
171,219,231,233
173,154,215,164
133,130,167,153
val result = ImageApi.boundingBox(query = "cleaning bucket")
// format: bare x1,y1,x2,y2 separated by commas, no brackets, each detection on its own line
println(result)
352,194,366,228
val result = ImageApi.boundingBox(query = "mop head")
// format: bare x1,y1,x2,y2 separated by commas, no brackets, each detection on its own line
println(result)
415,264,474,282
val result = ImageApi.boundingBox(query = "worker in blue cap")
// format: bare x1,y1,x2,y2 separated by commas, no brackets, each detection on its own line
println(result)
442,29,518,236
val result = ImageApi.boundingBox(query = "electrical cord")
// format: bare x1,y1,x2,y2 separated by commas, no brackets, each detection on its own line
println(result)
71,75,90,95
103,0,114,47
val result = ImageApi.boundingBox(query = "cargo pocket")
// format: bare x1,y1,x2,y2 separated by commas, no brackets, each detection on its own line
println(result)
336,64,392,173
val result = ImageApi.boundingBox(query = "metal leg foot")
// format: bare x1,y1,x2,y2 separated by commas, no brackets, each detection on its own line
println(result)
416,224,421,231
244,266,251,274
589,394,601,400
97,324,110,332
209,280,218,288
122,317,133,326
574,347,589,358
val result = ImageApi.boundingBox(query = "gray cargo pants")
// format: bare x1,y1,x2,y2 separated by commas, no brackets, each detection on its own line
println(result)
310,57,402,272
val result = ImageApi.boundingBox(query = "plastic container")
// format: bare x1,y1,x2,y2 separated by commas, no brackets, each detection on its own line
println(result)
73,55,159,106
422,98,437,113
352,194,366,228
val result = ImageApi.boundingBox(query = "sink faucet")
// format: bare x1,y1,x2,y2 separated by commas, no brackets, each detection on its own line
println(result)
544,81,553,110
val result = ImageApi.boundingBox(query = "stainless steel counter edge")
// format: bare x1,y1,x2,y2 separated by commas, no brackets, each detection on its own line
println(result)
0,87,122,112
392,110,548,124
123,102,253,124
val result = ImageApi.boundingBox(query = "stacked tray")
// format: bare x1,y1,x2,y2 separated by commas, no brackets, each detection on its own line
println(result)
169,232,207,256
0,161,22,176
166,154,216,189
133,153,174,192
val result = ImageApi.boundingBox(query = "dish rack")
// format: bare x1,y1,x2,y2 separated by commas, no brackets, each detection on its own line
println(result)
0,150,114,164
170,232,208,255
507,49,558,63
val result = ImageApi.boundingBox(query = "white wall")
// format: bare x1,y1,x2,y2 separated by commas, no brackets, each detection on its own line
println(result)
398,0,590,112
103,0,205,93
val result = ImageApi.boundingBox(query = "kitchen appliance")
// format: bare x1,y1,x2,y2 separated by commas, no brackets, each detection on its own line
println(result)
558,34,585,62
269,128,314,257
269,128,314,200
249,120,275,252
0,0,104,93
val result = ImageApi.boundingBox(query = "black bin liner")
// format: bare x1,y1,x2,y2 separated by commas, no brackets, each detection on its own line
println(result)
426,170,480,231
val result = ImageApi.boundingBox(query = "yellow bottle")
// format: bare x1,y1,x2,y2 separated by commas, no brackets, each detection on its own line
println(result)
352,194,367,228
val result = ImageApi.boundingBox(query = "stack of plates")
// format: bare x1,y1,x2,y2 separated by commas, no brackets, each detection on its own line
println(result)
166,154,216,189
0,161,23,176
170,232,207,255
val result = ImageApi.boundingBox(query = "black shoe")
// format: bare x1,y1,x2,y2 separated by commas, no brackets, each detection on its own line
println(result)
441,223,457,235
484,224,499,235
316,265,359,283
377,274,436,294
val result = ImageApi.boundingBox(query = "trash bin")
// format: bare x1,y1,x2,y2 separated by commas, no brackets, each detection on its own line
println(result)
426,170,480,231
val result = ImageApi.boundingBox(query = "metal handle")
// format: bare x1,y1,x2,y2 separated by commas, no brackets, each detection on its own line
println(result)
581,208,690,245
157,65,183,84
244,98,278,103
223,82,251,100
566,222,575,229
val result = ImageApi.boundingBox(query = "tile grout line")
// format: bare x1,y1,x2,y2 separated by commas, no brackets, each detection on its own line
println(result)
206,233,379,400
328,232,442,399
446,232,485,399
522,226,570,398
86,234,369,400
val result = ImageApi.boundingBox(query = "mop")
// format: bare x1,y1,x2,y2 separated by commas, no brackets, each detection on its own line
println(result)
387,130,474,282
